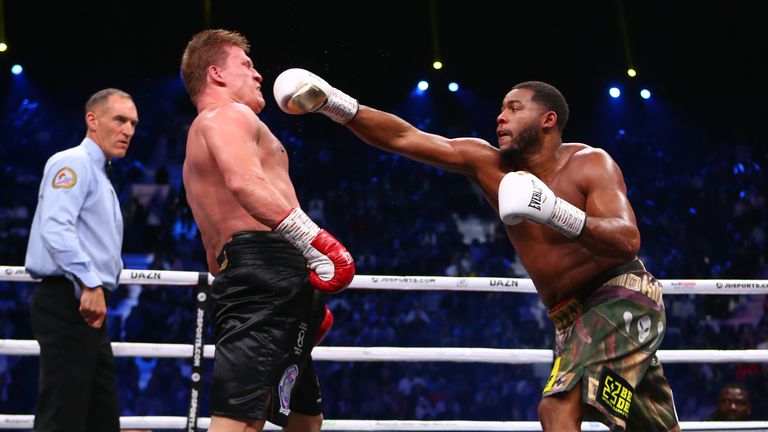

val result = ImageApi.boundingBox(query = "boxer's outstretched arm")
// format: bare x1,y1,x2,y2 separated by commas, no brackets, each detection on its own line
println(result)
348,105,495,176
273,68,497,177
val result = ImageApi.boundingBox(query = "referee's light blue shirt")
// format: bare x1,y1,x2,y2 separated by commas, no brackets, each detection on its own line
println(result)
25,137,124,293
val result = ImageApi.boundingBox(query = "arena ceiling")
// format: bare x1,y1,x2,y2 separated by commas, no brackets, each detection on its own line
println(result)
1,1,764,125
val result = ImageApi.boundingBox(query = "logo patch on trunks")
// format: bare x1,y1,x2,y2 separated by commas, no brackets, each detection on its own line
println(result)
597,367,633,421
278,364,299,415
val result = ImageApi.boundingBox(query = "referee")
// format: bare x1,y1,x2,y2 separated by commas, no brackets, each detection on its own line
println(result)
24,88,138,432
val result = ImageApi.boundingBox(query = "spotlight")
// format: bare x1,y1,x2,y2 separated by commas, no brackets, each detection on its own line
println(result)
11,64,23,75
609,87,621,98
417,80,429,91
432,61,443,70
627,68,637,77
640,88,651,100
447,82,459,92
0,43,7,52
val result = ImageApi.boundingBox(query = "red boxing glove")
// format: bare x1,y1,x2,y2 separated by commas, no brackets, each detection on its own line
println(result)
274,207,355,293
315,305,334,345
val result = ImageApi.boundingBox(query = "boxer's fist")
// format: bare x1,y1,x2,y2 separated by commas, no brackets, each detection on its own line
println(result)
274,207,355,292
273,68,359,124
499,171,586,238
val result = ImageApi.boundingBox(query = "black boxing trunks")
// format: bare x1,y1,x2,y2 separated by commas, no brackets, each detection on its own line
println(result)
209,231,326,426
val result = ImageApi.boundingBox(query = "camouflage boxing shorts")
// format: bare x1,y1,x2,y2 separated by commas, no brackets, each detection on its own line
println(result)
542,260,679,432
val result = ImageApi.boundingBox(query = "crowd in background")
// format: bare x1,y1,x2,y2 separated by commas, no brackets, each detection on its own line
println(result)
1,80,766,428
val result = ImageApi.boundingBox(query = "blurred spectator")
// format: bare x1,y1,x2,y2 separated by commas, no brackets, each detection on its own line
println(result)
708,382,752,421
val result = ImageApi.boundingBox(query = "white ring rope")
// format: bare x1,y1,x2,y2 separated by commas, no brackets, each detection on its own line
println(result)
2,265,768,294
3,265,767,431
2,416,768,431
1,340,768,363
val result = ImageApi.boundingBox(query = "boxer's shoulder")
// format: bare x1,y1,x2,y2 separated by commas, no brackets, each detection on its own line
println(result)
198,102,257,126
564,144,612,163
452,137,500,169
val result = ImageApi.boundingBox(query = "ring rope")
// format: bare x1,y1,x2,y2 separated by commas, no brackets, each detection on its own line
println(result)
2,266,768,294
1,340,767,363
2,415,768,431
3,265,767,431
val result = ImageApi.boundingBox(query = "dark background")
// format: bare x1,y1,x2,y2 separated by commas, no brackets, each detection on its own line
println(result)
1,0,764,128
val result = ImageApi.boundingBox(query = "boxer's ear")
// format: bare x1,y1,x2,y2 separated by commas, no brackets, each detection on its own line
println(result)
208,64,225,85
541,111,558,129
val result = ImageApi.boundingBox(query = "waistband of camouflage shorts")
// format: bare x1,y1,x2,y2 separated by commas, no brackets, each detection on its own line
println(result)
581,259,646,296
547,259,648,331
603,271,664,305
547,297,583,332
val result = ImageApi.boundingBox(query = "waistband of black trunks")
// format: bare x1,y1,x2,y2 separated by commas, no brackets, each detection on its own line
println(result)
548,259,645,331
216,230,289,267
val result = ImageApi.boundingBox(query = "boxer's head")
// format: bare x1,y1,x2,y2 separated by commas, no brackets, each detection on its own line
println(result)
181,29,263,113
497,81,569,161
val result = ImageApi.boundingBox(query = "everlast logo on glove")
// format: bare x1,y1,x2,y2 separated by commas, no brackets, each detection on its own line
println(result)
528,178,543,210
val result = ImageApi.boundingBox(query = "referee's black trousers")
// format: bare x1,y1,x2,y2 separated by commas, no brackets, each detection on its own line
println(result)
30,277,120,432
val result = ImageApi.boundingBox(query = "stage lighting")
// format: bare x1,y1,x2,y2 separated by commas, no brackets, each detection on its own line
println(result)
609,87,621,98
417,80,429,91
11,64,23,75
432,61,443,70
640,88,651,99
0,43,8,52
448,82,459,92
627,68,637,77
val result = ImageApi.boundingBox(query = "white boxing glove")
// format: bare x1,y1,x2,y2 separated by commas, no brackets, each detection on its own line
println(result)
273,68,359,124
498,171,586,239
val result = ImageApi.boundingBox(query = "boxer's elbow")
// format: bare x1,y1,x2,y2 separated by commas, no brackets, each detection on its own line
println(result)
616,226,641,260
585,217,640,260
225,171,265,197
225,176,248,195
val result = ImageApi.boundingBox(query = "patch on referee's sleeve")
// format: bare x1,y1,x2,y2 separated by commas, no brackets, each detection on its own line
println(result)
597,367,633,421
52,167,77,189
